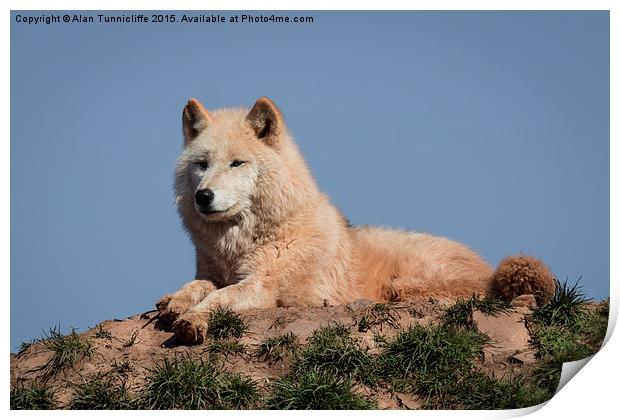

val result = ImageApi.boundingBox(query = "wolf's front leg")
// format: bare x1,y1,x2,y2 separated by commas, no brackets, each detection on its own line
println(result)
172,278,276,344
156,279,217,324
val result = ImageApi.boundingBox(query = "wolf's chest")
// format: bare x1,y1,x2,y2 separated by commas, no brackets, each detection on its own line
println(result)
213,223,256,256
203,224,258,285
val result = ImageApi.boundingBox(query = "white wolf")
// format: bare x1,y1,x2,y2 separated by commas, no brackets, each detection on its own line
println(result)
156,97,555,344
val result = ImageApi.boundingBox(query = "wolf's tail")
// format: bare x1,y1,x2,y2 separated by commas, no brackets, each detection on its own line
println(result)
488,255,556,306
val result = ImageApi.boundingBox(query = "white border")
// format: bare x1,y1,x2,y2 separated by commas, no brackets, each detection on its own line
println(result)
3,1,616,419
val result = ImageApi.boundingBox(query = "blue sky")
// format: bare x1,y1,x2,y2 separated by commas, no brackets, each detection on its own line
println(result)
10,11,609,349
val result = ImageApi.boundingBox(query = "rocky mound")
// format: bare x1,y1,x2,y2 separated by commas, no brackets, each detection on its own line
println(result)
10,292,608,410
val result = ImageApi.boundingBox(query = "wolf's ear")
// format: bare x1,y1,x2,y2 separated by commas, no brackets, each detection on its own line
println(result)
246,97,283,147
182,98,212,146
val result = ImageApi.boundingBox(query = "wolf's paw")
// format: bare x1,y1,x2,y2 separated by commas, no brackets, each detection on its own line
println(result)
156,295,195,325
173,312,208,344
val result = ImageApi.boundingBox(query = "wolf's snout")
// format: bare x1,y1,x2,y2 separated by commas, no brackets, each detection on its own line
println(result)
195,188,215,211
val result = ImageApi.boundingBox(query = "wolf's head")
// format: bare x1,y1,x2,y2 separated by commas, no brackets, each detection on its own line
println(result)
174,97,317,227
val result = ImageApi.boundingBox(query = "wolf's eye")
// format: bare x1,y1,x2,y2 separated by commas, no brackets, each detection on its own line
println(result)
195,161,209,170
230,160,246,168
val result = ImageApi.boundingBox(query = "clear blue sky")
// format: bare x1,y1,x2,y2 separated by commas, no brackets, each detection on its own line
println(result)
10,11,609,349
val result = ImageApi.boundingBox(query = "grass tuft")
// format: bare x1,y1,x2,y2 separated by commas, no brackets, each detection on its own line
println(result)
358,303,399,332
532,278,590,327
528,294,608,366
575,299,609,350
70,375,136,409
525,294,608,398
207,340,246,357
139,355,258,409
10,381,57,410
41,326,93,377
17,340,35,355
140,356,221,409
376,323,492,404
294,323,376,384
531,362,562,394
375,320,553,409
256,332,299,363
267,370,376,410
529,325,592,362
423,371,551,409
122,329,140,348
207,307,248,340
442,296,512,329
379,324,487,383
218,373,260,409
93,324,112,340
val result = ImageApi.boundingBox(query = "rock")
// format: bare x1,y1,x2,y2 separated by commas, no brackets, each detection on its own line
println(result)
345,299,374,311
472,310,531,356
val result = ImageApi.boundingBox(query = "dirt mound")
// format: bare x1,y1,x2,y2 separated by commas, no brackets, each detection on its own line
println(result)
10,296,607,410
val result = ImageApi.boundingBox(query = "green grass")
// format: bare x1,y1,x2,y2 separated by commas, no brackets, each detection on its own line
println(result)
528,291,608,364
379,324,488,382
10,382,57,410
41,327,94,377
358,303,399,332
93,324,113,340
373,321,553,409
525,292,608,397
207,307,249,340
532,278,590,327
140,356,221,409
266,370,376,410
596,298,609,318
575,299,609,349
256,332,299,363
423,371,551,409
531,362,562,394
139,355,258,409
218,373,260,409
207,340,246,357
372,333,388,345
376,323,497,405
12,292,608,410
442,296,512,329
293,323,376,384
17,340,35,355
70,375,136,409
529,325,592,362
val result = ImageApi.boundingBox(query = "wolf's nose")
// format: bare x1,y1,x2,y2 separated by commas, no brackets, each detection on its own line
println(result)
195,189,215,207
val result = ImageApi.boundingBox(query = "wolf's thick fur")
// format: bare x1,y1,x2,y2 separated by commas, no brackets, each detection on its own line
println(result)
157,97,556,344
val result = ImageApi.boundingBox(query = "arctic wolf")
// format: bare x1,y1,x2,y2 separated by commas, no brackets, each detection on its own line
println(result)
157,97,555,344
